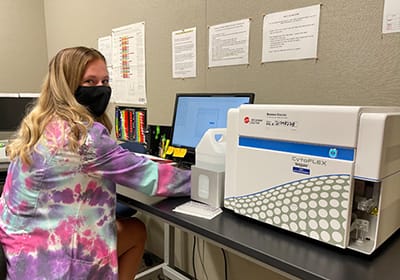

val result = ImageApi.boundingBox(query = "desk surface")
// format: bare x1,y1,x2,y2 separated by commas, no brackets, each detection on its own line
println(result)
117,194,400,280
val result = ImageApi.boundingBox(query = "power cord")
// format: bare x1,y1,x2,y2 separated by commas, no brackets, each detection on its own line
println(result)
192,235,228,280
221,248,228,280
192,236,197,279
198,239,208,280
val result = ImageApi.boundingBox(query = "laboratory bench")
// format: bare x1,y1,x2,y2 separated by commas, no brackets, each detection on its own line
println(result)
117,194,400,280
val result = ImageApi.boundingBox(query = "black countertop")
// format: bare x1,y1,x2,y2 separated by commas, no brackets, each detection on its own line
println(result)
117,195,400,280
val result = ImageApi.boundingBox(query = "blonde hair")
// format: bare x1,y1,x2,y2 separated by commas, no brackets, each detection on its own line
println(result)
7,46,112,165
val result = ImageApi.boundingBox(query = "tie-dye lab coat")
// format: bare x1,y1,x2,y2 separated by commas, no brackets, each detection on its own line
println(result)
0,120,191,279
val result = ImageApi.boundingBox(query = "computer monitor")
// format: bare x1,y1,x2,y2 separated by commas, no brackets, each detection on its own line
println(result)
0,93,38,133
170,93,255,165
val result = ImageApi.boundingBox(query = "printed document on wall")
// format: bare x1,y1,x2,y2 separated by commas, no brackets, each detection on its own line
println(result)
172,27,196,78
111,22,147,105
208,19,250,67
98,36,113,67
262,5,320,63
98,36,113,89
382,0,400,34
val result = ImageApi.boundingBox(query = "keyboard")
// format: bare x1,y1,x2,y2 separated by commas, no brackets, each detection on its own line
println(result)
176,161,192,170
173,200,222,220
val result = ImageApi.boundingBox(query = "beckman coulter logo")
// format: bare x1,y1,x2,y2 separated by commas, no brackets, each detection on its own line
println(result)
243,116,263,124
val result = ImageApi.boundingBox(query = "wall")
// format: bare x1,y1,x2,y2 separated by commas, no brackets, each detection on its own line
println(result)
44,0,400,126
0,0,47,92
205,1,400,107
43,0,207,126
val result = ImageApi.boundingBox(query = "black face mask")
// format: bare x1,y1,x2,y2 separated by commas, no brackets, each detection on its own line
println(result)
75,86,111,117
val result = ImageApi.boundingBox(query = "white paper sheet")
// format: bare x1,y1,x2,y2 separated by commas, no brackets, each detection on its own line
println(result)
208,18,250,67
262,5,321,63
172,27,196,78
98,35,113,67
111,22,147,105
383,0,400,34
173,201,222,220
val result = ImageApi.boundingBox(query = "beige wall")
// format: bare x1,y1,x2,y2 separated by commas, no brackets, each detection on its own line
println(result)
44,0,400,126
43,0,206,126
0,0,47,92
2,1,400,121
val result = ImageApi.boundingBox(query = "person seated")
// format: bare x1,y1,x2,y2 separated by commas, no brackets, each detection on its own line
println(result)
0,46,191,280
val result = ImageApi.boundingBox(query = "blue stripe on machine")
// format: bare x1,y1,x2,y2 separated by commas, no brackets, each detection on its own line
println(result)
239,136,354,161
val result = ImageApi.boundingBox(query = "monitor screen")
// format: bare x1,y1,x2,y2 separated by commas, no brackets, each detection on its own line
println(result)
0,94,38,132
170,93,255,158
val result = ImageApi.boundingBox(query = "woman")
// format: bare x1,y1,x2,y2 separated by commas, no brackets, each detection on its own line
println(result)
0,46,191,279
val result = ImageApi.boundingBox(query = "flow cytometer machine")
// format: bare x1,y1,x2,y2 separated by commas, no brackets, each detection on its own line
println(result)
224,105,400,254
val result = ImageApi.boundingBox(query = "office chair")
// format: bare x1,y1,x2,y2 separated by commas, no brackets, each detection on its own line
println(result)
0,185,5,280
0,245,5,280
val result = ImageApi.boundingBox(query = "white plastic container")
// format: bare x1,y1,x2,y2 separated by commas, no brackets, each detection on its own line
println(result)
195,128,226,172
